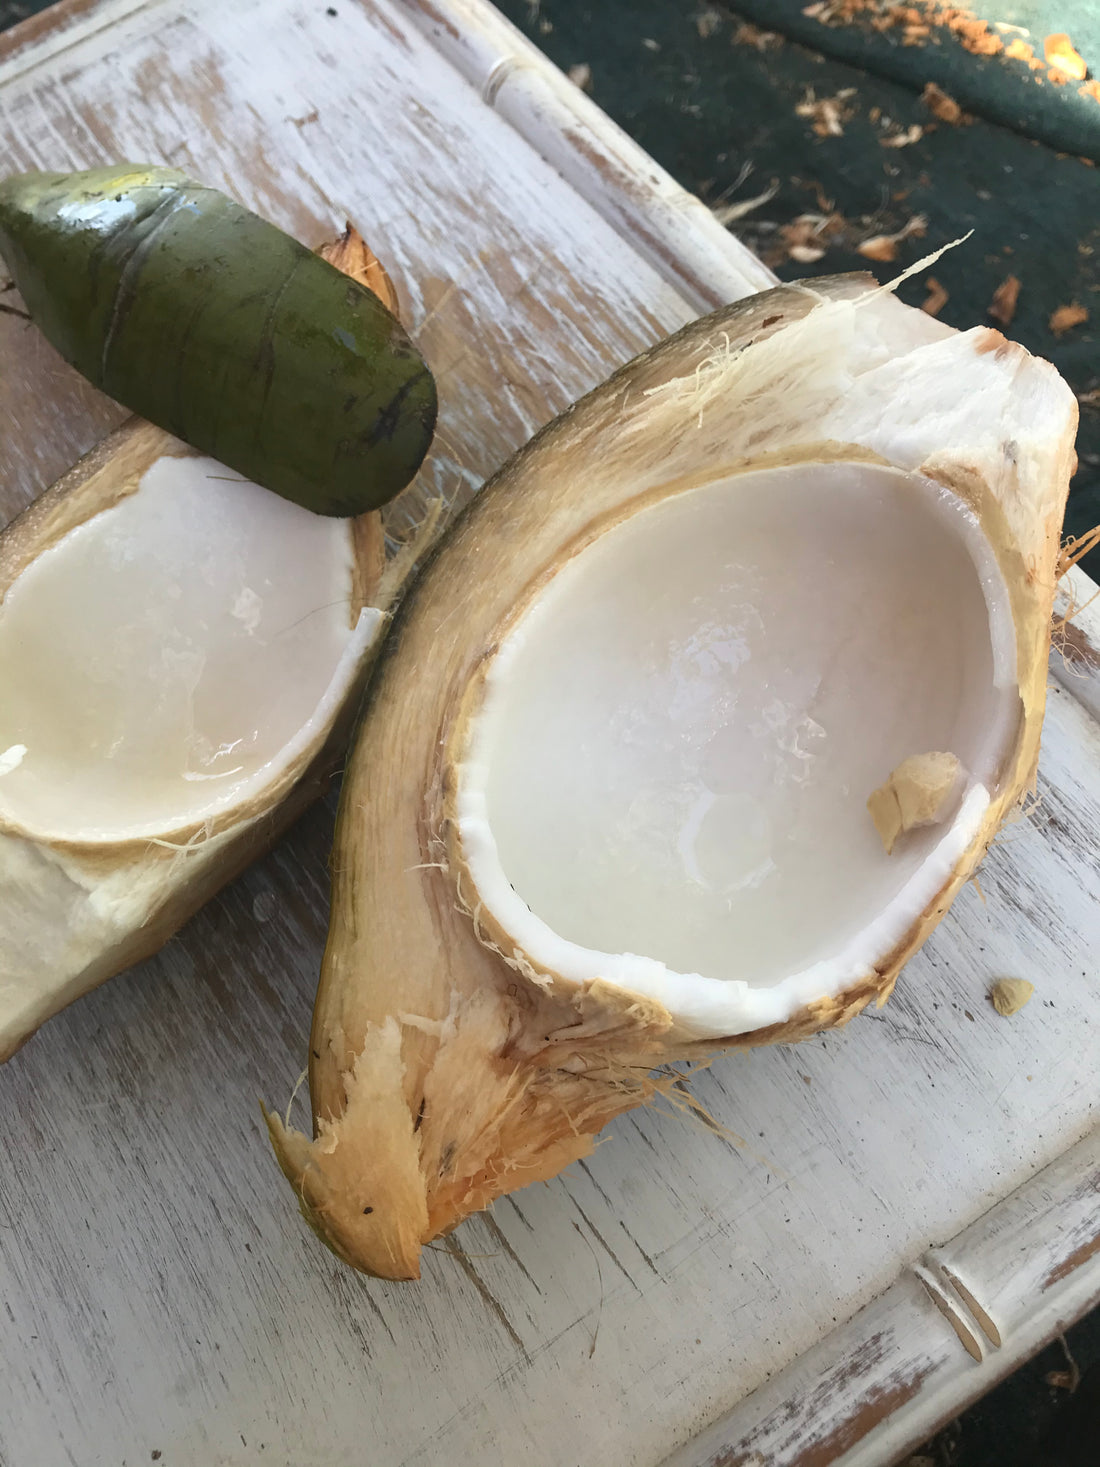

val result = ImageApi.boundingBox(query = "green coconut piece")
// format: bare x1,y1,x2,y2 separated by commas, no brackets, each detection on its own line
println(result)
0,165,436,516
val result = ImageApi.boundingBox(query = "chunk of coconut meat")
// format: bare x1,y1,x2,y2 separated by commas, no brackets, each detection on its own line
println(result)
0,455,379,842
456,460,1019,1038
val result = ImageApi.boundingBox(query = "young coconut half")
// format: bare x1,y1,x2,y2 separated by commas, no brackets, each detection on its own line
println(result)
0,418,386,1059
267,273,1077,1280
0,199,431,1059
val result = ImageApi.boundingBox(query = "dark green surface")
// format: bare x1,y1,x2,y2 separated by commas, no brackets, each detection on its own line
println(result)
0,164,436,516
0,0,48,21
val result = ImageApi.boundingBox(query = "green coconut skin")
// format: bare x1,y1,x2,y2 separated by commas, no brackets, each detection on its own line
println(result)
0,165,437,516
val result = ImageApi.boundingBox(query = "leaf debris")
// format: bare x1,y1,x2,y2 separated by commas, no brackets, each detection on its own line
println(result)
921,277,949,316
988,275,1021,327
796,86,857,137
1044,33,1087,82
1049,303,1089,335
695,8,722,40
921,81,969,124
880,123,924,149
857,214,928,262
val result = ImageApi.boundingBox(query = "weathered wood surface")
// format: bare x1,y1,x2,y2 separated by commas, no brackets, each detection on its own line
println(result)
0,2,1096,1465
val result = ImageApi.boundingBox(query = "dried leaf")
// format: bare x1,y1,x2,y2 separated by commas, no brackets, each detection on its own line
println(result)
858,235,899,263
921,82,967,125
734,22,781,50
317,224,401,319
880,123,924,149
990,978,1035,1016
1005,37,1043,69
803,1,1003,58
1050,302,1088,335
857,214,927,262
796,87,856,137
711,181,779,226
1044,32,1087,82
988,275,1021,327
778,211,844,265
1046,1369,1077,1391
922,277,949,317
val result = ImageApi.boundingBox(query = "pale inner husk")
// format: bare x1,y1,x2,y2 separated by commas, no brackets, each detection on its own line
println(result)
0,455,375,841
456,460,1020,1038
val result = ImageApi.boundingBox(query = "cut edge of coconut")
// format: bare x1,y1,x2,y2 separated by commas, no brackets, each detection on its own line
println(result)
445,455,1025,1039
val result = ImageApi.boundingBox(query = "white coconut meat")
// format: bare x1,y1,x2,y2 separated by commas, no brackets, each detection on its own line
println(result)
0,454,376,842
267,276,1078,1281
0,423,385,1059
455,459,1019,1038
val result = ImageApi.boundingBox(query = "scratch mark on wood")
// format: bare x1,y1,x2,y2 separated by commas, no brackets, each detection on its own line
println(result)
567,1193,640,1291
576,1158,615,1209
480,1215,541,1296
360,1285,397,1348
627,1112,660,1156
502,1194,535,1232
576,1159,660,1275
441,1237,528,1356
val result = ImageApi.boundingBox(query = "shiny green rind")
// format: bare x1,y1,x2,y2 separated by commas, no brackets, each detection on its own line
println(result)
0,165,437,516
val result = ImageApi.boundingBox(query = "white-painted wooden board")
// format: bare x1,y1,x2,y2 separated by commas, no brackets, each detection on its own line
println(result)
0,2,1097,1465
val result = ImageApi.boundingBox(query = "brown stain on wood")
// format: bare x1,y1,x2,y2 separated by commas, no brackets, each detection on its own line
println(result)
347,1,412,51
408,0,461,42
1058,617,1100,673
713,1335,930,1467
1044,1167,1100,1296
0,0,104,64
1042,1225,1100,1288
1040,1170,1100,1288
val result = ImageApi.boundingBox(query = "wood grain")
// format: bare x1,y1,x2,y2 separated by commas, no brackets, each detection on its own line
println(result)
0,2,1096,1465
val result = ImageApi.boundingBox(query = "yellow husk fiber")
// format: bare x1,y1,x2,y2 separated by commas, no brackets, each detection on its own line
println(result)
268,275,1077,1279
